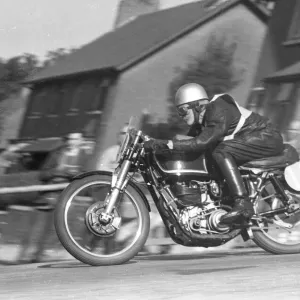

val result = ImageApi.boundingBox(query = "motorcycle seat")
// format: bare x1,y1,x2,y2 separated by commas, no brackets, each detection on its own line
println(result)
241,144,299,169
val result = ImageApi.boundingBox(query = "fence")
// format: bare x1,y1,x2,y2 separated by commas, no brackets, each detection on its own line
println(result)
0,181,178,264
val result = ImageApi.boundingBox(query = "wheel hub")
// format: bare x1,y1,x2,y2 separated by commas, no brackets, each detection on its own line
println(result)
85,202,122,237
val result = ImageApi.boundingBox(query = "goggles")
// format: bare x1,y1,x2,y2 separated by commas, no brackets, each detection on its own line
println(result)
176,100,207,117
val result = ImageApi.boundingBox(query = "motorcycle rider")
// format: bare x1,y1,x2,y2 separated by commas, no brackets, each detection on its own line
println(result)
144,83,284,226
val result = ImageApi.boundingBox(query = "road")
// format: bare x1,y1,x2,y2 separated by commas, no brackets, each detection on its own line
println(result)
0,248,299,300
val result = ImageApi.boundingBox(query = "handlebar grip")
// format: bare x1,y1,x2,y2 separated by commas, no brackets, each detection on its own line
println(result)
144,135,151,141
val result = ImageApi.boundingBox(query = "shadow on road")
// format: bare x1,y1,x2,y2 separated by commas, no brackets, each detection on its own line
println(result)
225,249,271,256
172,266,257,275
135,249,267,261
38,260,137,269
0,259,20,266
136,253,227,261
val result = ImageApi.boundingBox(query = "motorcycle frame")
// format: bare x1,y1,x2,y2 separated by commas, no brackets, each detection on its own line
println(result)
71,130,294,246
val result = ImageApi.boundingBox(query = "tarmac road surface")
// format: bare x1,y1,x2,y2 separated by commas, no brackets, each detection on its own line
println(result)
0,248,299,300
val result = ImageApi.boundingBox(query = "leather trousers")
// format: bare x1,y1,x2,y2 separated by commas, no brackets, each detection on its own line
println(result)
212,149,247,199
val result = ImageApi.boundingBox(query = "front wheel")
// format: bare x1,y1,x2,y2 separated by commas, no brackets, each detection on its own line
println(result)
54,174,150,266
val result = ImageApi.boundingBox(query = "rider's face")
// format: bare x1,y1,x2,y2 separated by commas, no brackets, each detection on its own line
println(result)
177,103,196,126
177,100,208,126
198,108,206,124
182,108,195,126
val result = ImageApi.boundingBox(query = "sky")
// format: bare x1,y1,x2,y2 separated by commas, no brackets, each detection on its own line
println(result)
0,0,199,61
0,0,119,60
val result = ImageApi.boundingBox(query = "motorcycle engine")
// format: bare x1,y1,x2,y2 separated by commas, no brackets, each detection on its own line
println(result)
179,205,230,235
171,181,230,235
171,180,221,206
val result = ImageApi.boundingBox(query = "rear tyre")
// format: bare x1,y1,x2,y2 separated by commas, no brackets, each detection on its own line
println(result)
252,180,300,254
252,231,300,254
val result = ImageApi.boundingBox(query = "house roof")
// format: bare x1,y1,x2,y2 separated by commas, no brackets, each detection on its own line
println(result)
265,61,300,82
25,0,269,84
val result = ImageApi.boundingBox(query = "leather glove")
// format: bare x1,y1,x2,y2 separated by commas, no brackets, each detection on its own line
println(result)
144,139,169,152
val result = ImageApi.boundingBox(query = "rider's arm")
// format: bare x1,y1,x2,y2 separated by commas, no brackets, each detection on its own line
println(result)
186,123,202,137
174,134,194,140
171,102,231,152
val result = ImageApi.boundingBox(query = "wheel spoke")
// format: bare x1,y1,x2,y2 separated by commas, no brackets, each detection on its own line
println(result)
254,180,300,246
64,180,143,258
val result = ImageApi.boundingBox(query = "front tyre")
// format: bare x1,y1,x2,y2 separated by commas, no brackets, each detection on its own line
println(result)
54,174,150,266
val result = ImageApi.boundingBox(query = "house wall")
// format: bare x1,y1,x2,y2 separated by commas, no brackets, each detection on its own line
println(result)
0,88,30,148
247,0,300,143
253,0,300,86
98,3,266,154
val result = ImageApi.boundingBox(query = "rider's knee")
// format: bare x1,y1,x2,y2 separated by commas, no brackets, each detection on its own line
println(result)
212,146,230,162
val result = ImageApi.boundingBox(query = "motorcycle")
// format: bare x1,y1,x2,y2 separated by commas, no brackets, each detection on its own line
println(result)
54,117,300,266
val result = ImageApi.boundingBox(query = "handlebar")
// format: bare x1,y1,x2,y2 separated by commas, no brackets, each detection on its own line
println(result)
128,128,151,142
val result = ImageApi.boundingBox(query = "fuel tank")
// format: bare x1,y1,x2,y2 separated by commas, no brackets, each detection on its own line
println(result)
153,151,209,175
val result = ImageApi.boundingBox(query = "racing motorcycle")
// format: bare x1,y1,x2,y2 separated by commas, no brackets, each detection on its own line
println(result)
54,117,300,266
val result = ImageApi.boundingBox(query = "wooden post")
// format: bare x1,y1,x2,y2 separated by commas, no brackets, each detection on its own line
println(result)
86,77,119,171
0,183,68,195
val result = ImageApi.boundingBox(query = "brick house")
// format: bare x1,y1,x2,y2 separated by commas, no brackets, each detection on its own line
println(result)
247,0,300,143
22,0,269,167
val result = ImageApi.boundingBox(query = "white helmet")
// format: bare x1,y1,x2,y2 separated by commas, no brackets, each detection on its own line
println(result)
175,83,208,107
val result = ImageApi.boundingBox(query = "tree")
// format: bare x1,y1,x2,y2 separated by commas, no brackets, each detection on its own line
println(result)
21,53,40,77
167,34,244,134
43,47,77,68
0,59,9,100
0,46,77,101
0,53,40,100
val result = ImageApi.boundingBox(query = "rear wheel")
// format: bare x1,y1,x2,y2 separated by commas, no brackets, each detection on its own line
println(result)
252,179,300,254
54,174,150,266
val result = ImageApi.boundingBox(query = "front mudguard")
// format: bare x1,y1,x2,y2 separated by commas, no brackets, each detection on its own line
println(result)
72,170,151,211
73,170,113,181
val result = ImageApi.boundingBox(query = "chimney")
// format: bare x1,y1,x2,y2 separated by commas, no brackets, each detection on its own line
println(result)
114,0,160,28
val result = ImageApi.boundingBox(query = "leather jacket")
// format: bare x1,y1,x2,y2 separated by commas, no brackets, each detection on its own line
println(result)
172,95,279,152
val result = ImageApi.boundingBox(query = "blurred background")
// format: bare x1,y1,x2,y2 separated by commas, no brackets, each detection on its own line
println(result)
0,0,299,264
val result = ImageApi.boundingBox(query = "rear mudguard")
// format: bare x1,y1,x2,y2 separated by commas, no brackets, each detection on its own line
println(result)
72,170,151,211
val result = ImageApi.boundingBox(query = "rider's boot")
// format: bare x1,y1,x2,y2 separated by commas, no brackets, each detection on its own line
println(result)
214,153,254,226
221,197,254,226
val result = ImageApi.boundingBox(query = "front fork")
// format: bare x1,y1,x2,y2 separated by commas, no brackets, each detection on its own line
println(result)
99,160,131,224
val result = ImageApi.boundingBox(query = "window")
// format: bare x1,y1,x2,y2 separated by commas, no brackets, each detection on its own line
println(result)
276,83,294,102
27,86,48,117
80,79,104,112
44,84,63,116
60,82,76,113
247,87,266,111
65,77,111,115
68,80,87,114
88,79,110,113
273,82,296,132
285,1,300,44
287,83,300,130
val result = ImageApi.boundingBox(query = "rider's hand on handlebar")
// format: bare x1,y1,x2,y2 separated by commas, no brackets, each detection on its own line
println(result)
143,139,169,152
143,134,151,141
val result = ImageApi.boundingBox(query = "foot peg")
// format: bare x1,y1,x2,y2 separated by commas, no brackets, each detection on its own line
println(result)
230,220,252,229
